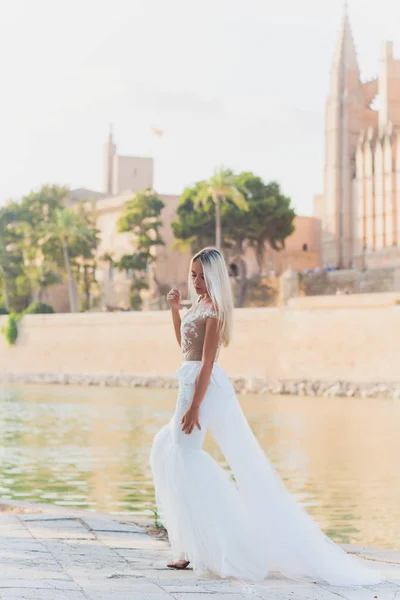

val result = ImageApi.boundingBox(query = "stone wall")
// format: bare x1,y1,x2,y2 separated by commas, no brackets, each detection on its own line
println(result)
1,295,400,397
301,267,400,296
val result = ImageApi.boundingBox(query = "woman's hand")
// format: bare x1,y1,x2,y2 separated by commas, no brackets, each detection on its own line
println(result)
166,288,181,310
181,407,201,435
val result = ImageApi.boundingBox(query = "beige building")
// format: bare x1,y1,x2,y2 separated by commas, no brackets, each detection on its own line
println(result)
69,131,189,308
319,7,400,269
95,192,190,309
69,131,320,309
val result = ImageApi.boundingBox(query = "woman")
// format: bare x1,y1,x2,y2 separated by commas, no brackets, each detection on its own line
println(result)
150,247,382,585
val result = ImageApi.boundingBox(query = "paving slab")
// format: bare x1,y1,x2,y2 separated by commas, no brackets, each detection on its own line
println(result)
0,502,399,600
0,591,87,600
84,516,145,533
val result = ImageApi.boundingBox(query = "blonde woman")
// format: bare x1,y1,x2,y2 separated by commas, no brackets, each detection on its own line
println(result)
150,247,382,585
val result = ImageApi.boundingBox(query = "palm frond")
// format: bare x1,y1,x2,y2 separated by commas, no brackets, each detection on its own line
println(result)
229,187,249,211
193,187,211,208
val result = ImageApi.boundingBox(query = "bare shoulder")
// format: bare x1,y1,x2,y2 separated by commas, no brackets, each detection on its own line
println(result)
201,301,219,319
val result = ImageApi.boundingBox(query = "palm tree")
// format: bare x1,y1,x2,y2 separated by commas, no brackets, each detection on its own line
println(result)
48,208,92,313
193,167,248,250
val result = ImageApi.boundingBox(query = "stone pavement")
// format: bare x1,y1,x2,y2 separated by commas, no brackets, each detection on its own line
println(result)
0,502,399,600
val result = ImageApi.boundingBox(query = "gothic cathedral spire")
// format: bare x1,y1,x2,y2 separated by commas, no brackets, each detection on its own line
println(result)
331,3,359,78
322,4,364,268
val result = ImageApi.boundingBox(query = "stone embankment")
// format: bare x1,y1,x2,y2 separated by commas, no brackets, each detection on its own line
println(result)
0,372,399,399
0,500,398,600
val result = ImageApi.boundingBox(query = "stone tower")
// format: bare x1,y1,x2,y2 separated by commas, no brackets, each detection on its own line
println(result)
322,5,365,268
102,128,154,196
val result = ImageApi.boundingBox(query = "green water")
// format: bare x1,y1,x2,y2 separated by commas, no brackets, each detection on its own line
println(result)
0,385,399,550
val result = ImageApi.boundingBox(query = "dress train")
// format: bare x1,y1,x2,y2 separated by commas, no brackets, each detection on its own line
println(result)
150,361,383,585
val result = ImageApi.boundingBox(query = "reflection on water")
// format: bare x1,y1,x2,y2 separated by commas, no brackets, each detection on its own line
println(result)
0,385,399,550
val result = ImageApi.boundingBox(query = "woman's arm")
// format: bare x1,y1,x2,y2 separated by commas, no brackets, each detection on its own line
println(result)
171,308,181,347
166,288,181,347
181,317,220,434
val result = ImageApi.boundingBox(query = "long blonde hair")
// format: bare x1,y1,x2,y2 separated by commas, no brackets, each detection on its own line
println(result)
188,247,234,347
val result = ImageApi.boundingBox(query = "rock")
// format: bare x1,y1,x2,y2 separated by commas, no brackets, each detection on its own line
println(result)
297,382,306,396
271,382,284,395
289,383,299,395
245,378,264,394
232,378,246,393
345,384,358,397
1,369,398,400
322,382,342,397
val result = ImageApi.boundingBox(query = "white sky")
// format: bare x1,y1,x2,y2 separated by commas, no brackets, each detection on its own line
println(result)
0,0,399,215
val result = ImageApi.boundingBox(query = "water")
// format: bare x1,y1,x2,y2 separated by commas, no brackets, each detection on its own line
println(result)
0,385,399,550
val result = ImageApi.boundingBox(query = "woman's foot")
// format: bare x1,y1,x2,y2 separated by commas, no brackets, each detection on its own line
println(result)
167,559,190,570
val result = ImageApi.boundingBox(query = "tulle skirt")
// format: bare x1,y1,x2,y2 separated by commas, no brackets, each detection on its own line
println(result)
150,361,383,585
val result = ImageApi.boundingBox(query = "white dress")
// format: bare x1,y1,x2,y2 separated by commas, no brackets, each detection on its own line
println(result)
150,303,383,585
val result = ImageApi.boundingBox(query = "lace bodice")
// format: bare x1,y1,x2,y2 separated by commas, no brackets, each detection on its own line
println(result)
181,302,220,361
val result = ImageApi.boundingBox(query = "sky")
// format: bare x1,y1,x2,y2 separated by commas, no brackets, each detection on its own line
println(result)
0,0,399,216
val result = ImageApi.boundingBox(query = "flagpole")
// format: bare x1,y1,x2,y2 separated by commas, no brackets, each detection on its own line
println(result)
150,126,164,191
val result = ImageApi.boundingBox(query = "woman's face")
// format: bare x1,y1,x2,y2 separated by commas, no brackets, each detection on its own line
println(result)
191,260,208,296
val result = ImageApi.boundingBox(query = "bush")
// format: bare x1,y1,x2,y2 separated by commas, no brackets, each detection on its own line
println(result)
24,302,55,315
1,302,55,346
4,314,18,346
0,307,9,315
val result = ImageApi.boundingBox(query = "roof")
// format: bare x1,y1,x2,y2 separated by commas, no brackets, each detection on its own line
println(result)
68,188,109,202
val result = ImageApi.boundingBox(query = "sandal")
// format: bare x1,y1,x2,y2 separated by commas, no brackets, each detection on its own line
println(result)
167,559,190,570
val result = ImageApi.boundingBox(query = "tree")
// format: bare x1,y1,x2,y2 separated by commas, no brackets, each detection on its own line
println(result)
4,186,68,312
192,167,248,250
116,189,165,310
116,253,150,310
172,170,296,306
0,186,100,313
17,185,69,269
171,181,215,254
46,208,95,312
0,203,27,312
72,200,100,311
0,241,14,310
227,174,295,275
173,171,295,261
35,263,60,303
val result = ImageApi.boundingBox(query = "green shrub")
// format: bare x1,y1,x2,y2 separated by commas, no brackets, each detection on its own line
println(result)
24,302,55,315
4,314,18,346
0,307,9,315
1,302,54,346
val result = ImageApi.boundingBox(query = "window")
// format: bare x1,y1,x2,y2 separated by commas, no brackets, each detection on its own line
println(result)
229,263,239,277
302,243,308,252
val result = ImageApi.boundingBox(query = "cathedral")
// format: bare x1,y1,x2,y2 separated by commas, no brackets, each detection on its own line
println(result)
315,7,400,270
